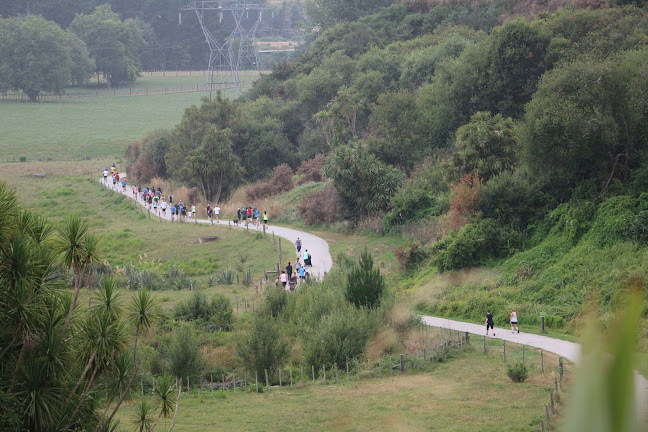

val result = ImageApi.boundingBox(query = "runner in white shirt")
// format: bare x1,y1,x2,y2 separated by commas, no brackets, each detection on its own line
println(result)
510,310,519,334
103,169,109,182
160,200,168,216
214,205,220,222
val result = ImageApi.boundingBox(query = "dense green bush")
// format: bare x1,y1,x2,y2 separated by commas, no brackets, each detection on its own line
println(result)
236,315,290,379
506,362,529,383
173,291,233,330
264,285,288,318
345,249,386,308
168,323,203,383
433,219,520,271
301,305,380,370
479,170,549,231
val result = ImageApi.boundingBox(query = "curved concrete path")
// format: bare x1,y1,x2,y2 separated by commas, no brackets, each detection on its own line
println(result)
101,175,332,280
101,174,647,418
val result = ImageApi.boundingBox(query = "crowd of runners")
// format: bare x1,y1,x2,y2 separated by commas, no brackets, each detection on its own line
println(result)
277,237,313,292
102,165,315,288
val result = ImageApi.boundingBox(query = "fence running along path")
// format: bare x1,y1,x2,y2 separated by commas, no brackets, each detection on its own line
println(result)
98,173,648,424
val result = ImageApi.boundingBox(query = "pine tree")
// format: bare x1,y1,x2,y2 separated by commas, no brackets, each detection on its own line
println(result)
345,249,385,308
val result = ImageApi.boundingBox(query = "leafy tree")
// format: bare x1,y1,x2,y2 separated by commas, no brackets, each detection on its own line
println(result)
0,16,89,101
451,111,518,182
324,144,403,219
485,19,548,117
400,32,474,89
368,91,420,172
70,4,145,87
187,129,244,203
345,248,386,308
306,0,393,28
521,50,648,196
237,314,290,381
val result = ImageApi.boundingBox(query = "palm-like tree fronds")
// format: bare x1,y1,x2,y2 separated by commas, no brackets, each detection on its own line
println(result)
132,399,154,432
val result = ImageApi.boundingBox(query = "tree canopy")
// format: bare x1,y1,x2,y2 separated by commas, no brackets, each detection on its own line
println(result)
0,16,92,101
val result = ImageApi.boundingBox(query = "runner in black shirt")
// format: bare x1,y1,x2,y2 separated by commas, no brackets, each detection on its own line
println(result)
486,310,495,336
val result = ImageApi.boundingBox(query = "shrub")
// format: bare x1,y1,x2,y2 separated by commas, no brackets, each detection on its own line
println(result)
296,154,327,184
173,291,233,330
383,181,443,229
629,210,648,244
479,170,548,230
301,305,379,369
433,219,520,271
506,362,529,382
394,242,429,270
297,183,342,226
168,323,203,382
246,164,294,201
236,314,290,379
264,285,288,318
345,249,386,308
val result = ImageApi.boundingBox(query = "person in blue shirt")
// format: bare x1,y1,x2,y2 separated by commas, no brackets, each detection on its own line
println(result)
299,266,306,280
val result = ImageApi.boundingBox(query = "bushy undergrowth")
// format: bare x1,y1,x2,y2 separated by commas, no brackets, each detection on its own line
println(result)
173,291,233,330
297,183,342,225
246,164,294,201
432,218,521,271
416,194,648,331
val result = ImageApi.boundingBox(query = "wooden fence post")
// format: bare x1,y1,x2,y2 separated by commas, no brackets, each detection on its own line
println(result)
290,367,293,388
550,390,555,414
323,366,326,384
390,356,393,376
265,369,269,388
222,374,225,392
312,365,315,384
400,354,404,373
301,365,305,387
279,368,282,388
356,361,360,381
545,404,550,425
346,362,349,380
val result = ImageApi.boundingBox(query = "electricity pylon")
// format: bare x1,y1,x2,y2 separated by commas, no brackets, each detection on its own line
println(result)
182,1,268,96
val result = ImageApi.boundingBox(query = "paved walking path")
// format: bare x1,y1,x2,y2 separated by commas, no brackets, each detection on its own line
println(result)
102,175,332,280
101,174,647,419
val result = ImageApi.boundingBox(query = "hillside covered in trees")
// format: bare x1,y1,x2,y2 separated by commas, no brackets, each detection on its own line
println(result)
125,0,648,332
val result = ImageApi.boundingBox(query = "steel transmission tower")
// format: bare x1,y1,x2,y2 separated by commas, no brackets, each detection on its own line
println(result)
182,1,268,95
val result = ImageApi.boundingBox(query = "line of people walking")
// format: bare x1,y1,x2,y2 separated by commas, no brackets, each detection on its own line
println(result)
278,237,312,292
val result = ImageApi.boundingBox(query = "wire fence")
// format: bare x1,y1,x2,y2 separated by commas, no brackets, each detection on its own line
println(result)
0,70,264,102
139,329,472,397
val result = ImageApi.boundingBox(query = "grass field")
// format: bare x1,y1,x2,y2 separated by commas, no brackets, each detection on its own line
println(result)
0,160,280,308
115,341,568,432
0,73,262,161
